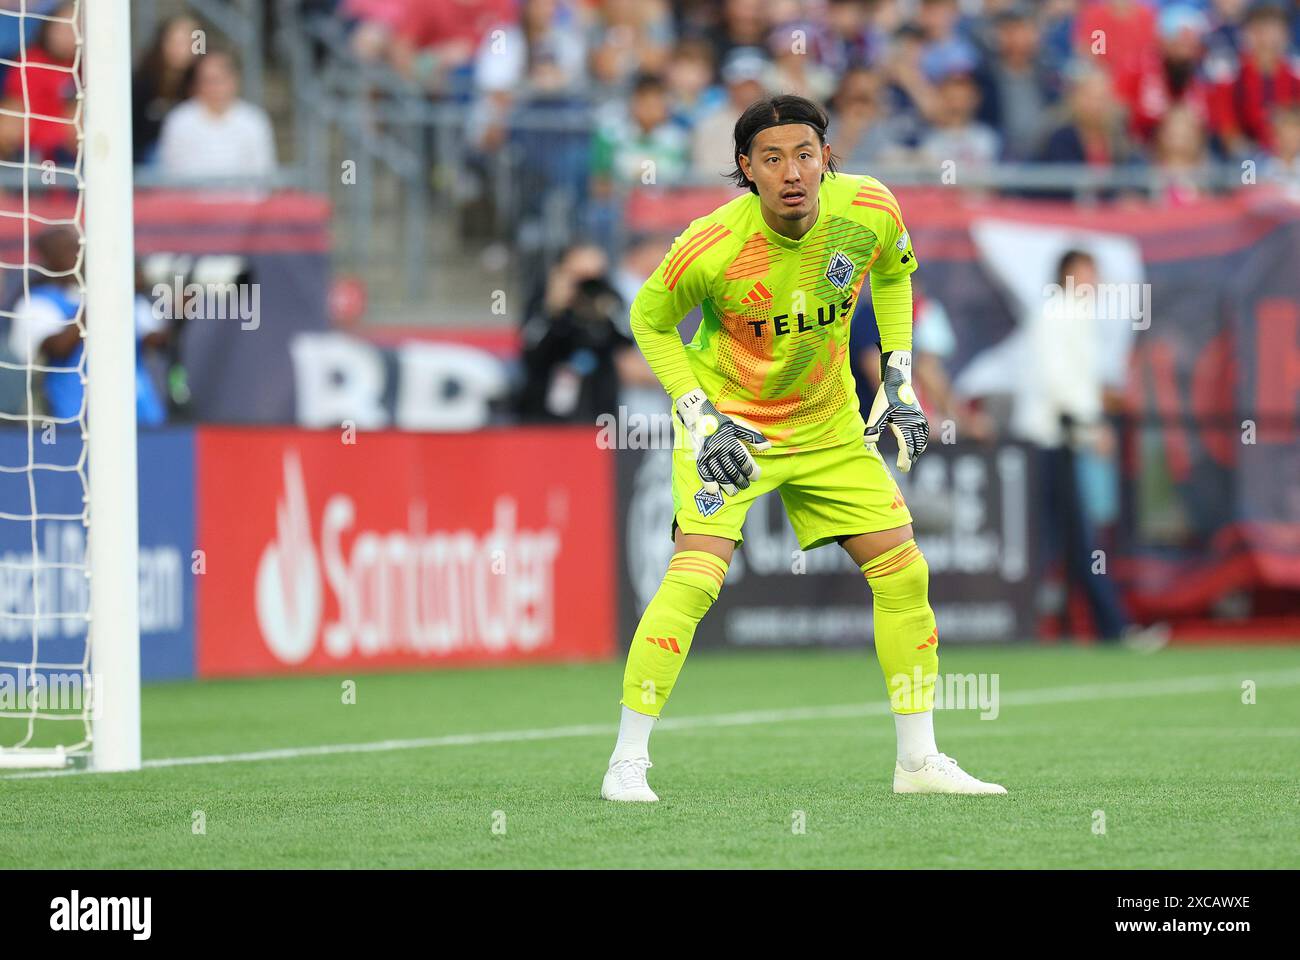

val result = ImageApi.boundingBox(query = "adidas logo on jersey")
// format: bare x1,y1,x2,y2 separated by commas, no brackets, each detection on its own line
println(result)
739,280,773,305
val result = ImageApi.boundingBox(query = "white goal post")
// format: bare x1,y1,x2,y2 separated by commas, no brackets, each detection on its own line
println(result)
0,0,140,771
84,0,141,772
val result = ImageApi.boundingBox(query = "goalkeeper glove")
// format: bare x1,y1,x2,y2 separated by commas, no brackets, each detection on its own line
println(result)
675,387,771,496
863,349,929,472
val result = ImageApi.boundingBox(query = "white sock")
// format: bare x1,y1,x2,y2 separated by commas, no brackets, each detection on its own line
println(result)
894,710,938,771
609,705,656,764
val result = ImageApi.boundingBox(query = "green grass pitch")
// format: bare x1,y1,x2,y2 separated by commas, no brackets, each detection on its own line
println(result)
2,645,1298,869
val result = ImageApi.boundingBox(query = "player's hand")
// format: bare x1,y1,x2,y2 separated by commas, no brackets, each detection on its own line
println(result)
675,388,771,497
863,349,928,472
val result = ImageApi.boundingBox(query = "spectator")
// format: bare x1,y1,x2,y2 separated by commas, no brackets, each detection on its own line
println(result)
587,0,676,92
877,21,939,146
592,73,690,191
823,0,877,73
515,243,631,422
1207,1,1300,157
917,0,981,85
389,0,514,95
976,3,1063,161
471,0,587,153
0,1,78,163
767,19,838,101
830,66,910,166
1011,249,1135,643
1038,65,1139,168
692,47,771,179
664,38,725,133
157,50,277,181
8,228,165,426
1130,4,1215,145
705,0,772,66
132,14,202,164
133,263,170,426
915,59,1002,173
1152,104,1212,203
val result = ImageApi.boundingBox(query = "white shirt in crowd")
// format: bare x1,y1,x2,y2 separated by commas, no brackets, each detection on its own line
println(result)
8,289,77,362
1011,289,1104,449
8,288,166,362
156,99,277,180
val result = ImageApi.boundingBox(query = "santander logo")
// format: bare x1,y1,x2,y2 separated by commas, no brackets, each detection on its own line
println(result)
254,450,562,664
256,451,322,664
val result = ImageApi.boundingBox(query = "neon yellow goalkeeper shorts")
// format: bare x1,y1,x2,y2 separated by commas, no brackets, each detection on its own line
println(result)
670,437,913,551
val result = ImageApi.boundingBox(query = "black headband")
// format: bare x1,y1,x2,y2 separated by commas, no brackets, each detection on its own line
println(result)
742,118,826,157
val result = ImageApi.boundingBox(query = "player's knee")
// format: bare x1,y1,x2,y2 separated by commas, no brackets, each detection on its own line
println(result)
863,541,930,608
659,550,728,617
661,569,723,618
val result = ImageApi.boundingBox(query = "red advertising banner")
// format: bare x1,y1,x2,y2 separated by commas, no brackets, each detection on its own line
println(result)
195,427,615,676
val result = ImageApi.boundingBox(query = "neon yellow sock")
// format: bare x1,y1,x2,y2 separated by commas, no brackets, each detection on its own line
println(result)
861,539,938,714
620,550,727,717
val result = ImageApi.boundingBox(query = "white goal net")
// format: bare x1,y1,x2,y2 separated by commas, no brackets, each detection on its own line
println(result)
0,0,139,771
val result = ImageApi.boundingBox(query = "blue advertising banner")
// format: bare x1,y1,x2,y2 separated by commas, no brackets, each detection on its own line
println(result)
0,427,195,687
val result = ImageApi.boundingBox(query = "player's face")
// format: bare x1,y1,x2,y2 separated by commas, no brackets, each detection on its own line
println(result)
741,124,830,223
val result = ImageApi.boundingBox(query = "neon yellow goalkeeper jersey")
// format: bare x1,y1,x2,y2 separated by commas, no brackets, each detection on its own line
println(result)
630,172,918,454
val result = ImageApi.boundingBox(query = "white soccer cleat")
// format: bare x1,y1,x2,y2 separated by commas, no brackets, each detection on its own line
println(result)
893,753,1008,795
601,756,659,802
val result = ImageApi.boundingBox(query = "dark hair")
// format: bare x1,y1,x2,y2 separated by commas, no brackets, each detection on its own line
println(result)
631,72,667,97
137,14,201,97
1244,1,1287,27
729,95,837,194
1055,248,1096,285
35,225,80,273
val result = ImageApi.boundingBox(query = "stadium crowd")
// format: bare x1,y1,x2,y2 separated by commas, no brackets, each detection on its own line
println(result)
0,2,277,178
316,0,1300,195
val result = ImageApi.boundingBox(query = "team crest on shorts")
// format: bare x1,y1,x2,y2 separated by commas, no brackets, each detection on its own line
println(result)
825,250,854,288
694,487,724,517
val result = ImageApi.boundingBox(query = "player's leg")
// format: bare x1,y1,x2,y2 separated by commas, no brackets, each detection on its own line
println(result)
842,527,1005,794
782,440,1005,794
602,530,733,803
602,445,774,802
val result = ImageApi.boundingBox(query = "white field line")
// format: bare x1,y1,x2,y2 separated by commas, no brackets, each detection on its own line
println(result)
4,668,1299,781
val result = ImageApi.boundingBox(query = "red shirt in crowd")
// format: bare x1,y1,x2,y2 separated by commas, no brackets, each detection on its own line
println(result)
1130,54,1213,142
1208,53,1300,152
399,0,516,51
4,46,77,158
1074,0,1160,108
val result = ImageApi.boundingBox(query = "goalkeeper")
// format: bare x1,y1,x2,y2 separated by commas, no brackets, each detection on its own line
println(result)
601,95,1006,801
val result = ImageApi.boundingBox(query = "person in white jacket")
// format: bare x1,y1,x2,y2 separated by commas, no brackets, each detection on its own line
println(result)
1014,249,1131,642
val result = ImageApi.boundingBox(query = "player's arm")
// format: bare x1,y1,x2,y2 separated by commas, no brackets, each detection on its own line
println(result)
861,180,928,472
630,224,769,496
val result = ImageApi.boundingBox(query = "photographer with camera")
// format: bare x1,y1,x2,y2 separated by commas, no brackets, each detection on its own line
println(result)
515,242,635,424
